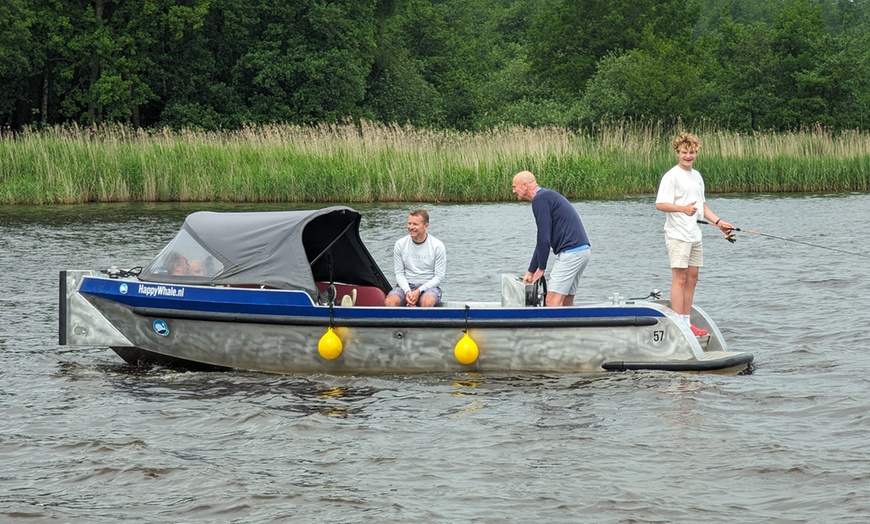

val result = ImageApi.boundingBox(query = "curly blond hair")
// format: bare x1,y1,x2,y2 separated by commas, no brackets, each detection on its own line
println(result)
672,132,701,152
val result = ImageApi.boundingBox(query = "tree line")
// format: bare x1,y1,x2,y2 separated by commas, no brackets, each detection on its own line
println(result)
2,0,869,133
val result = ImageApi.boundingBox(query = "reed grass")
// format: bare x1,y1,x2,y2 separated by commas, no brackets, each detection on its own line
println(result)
1,121,867,204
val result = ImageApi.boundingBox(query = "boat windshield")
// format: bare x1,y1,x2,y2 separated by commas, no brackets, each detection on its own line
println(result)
148,229,225,278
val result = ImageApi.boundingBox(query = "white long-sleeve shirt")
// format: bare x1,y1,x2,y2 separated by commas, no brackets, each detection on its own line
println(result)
393,234,446,292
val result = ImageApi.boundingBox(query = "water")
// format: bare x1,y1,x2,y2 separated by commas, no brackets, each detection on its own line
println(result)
2,194,869,522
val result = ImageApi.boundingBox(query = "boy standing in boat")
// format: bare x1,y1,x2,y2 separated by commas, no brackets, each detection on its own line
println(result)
512,170,591,307
385,208,446,307
655,133,733,337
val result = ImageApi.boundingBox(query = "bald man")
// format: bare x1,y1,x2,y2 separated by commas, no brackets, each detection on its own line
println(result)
512,171,591,306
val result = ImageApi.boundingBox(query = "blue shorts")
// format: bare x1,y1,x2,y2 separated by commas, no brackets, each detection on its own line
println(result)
387,283,443,305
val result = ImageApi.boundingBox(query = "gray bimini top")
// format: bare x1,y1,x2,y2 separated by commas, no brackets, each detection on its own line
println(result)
138,206,392,295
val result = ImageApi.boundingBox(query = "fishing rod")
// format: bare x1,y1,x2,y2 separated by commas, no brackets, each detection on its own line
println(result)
698,220,870,259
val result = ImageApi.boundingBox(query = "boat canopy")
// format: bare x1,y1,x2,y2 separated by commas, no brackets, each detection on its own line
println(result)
138,206,392,294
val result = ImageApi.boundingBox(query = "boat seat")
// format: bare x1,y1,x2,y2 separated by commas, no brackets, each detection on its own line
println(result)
315,282,387,307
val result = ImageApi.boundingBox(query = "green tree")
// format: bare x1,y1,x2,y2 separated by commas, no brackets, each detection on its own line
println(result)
0,0,35,126
6,0,210,128
703,20,780,130
394,0,496,129
4,0,870,132
157,0,257,129
823,26,870,129
473,1,578,128
0,0,79,128
363,0,444,126
383,0,568,130
693,0,787,36
526,0,698,97
226,0,377,125
767,0,828,128
580,30,707,124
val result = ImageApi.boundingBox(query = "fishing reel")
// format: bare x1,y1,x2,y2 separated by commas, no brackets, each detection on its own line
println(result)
724,230,737,243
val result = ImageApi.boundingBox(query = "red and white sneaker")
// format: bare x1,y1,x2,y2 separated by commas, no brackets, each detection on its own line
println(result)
690,325,708,337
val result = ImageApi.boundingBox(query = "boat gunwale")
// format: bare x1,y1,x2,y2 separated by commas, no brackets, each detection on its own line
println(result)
125,304,663,329
79,275,671,323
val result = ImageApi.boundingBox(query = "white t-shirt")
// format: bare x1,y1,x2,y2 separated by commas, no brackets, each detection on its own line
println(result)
393,234,446,292
656,165,705,242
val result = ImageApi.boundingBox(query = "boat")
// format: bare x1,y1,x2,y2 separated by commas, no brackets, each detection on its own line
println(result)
58,206,754,375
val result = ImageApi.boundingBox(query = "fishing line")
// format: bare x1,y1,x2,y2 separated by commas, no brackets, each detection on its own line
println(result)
698,220,870,259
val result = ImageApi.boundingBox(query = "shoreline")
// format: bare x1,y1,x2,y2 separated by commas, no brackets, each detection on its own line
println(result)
2,122,867,205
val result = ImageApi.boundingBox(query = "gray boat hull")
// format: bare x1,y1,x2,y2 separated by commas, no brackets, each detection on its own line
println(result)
60,270,753,375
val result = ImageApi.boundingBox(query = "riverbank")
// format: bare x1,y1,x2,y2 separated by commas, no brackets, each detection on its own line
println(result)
1,122,868,204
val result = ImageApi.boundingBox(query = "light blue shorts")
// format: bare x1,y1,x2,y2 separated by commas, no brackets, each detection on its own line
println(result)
548,248,590,296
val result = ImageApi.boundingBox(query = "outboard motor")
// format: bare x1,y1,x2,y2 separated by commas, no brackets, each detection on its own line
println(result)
501,274,546,307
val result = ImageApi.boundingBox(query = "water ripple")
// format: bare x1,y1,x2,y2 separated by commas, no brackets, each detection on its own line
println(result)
2,197,870,522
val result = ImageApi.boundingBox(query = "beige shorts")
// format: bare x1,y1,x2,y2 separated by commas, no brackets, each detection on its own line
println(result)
665,235,703,268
